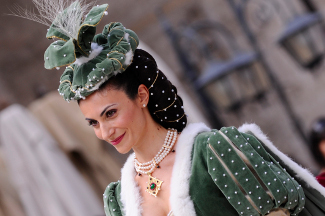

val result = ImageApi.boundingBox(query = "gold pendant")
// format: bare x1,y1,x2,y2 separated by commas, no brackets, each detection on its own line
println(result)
146,174,163,197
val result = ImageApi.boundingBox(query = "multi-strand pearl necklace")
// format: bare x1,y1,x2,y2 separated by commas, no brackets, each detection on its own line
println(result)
134,129,177,197
134,129,177,175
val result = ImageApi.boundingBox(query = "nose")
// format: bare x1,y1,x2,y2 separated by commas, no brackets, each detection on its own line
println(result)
97,124,114,142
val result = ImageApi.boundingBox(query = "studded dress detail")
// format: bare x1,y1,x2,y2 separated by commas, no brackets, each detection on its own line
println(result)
103,123,325,216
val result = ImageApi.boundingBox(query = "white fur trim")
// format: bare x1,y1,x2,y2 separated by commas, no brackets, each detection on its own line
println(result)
120,155,142,216
124,33,130,42
124,50,133,66
74,43,103,66
86,76,109,93
170,123,210,216
119,123,210,216
238,123,325,198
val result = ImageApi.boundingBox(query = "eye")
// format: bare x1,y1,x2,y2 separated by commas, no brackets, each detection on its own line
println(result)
88,120,98,127
106,109,117,118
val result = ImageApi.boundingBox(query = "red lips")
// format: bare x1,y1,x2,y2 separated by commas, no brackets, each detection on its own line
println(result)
110,132,126,145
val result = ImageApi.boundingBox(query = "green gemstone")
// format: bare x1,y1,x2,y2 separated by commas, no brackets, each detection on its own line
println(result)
150,183,156,190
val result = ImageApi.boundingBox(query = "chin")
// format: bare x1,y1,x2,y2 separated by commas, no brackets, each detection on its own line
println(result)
114,146,132,154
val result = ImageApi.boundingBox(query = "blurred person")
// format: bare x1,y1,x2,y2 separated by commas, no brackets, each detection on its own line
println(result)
16,1,325,215
309,118,325,187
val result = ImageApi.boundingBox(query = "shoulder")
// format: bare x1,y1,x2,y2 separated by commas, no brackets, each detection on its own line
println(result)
193,125,308,215
103,181,123,216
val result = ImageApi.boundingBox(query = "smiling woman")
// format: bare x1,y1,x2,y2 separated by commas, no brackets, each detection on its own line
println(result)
21,0,325,216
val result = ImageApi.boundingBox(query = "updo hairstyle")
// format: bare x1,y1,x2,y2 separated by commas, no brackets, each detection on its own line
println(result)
98,49,187,132
309,118,325,167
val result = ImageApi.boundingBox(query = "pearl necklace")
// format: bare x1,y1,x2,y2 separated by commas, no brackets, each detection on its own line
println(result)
134,129,177,175
133,129,177,197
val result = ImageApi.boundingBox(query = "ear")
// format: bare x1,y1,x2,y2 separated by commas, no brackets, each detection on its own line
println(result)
137,84,149,107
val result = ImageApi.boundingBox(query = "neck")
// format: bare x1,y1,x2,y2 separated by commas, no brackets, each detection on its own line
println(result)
132,120,169,163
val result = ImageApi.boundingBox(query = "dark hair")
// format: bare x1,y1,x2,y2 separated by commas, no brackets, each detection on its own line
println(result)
98,49,187,132
309,118,325,167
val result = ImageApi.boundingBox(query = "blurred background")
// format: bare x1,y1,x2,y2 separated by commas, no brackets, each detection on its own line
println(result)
1,0,325,215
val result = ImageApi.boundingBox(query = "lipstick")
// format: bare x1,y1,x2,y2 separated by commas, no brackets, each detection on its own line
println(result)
111,132,126,145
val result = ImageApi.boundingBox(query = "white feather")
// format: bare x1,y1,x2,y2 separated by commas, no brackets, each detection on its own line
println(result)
10,0,95,39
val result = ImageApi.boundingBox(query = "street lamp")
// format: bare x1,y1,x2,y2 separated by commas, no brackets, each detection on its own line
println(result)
179,21,270,112
195,53,269,112
278,12,325,70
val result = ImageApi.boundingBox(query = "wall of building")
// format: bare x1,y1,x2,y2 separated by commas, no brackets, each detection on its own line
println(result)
1,0,325,171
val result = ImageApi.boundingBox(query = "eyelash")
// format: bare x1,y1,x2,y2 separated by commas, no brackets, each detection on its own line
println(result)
105,109,117,118
88,120,98,127
87,109,117,127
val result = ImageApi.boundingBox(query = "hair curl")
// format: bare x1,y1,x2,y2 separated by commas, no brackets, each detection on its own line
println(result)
98,49,187,132
309,118,325,167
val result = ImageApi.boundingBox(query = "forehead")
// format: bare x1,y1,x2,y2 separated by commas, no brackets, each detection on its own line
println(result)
78,88,131,114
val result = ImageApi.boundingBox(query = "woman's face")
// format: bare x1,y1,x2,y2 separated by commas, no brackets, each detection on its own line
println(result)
79,86,148,154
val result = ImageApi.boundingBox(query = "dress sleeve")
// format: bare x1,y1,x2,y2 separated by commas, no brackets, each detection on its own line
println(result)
205,126,306,216
103,181,123,216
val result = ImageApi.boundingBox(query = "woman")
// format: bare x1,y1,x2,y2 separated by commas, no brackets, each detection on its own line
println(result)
309,118,325,187
21,1,325,215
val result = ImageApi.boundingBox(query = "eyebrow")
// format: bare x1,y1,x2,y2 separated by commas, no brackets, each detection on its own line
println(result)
100,104,116,117
85,104,117,121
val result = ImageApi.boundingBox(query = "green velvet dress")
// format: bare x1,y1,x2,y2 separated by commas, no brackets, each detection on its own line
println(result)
103,123,325,216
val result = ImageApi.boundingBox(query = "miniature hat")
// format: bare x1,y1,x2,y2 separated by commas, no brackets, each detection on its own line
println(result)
43,2,139,101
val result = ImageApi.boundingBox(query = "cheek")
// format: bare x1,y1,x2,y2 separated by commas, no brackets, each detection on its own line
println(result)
94,128,103,140
118,103,141,127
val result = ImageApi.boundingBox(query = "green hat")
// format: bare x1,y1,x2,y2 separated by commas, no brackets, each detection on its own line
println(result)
43,2,139,101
